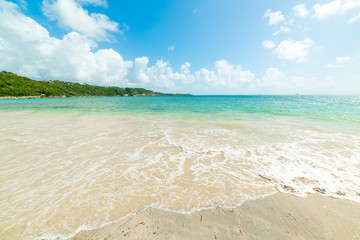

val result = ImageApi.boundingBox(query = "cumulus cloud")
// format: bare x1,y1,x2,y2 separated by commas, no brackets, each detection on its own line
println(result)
258,67,286,87
264,9,285,25
129,56,151,84
42,0,120,41
0,1,257,92
256,68,300,93
168,45,174,51
0,1,132,85
293,4,309,18
0,0,336,94
313,0,360,19
263,9,294,36
127,58,191,90
336,55,352,62
272,38,313,61
193,60,254,88
262,40,275,49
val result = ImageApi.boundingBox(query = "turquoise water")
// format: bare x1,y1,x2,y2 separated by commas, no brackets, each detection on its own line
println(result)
1,95,360,132
1,95,360,239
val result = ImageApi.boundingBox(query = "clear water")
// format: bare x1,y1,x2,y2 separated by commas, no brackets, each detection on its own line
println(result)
1,95,359,129
1,95,360,239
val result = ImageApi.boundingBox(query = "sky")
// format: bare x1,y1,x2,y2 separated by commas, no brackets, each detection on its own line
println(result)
0,0,359,94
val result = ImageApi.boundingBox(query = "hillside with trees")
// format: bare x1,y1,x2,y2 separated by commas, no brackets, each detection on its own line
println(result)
0,71,182,98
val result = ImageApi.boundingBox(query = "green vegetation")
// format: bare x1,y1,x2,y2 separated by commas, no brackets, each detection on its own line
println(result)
0,71,184,98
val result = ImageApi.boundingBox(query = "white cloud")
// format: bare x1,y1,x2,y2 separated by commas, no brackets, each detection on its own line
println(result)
272,38,313,61
255,68,335,94
325,63,339,68
0,0,16,9
16,0,27,9
262,40,275,49
349,11,360,22
193,60,254,88
313,0,360,19
129,56,150,84
263,8,293,36
324,56,352,68
336,55,352,62
168,45,174,51
273,26,291,36
76,0,107,7
129,59,255,91
256,68,300,92
0,0,342,94
258,67,286,87
264,9,285,25
293,4,309,18
0,0,257,92
127,58,191,90
180,62,191,74
42,0,120,41
0,1,132,85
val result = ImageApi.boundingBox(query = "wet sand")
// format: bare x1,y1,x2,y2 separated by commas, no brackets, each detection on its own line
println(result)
1,109,360,239
71,193,360,240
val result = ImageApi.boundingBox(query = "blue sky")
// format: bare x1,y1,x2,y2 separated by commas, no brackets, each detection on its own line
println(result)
0,0,359,94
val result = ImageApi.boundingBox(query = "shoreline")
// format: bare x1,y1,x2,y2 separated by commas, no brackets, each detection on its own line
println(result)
0,95,109,99
0,95,150,100
68,193,360,240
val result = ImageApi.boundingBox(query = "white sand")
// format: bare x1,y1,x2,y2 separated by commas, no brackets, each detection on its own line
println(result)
71,193,360,240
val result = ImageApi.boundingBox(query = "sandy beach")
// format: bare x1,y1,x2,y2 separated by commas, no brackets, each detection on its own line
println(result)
71,193,360,240
2,0,360,238
1,98,360,239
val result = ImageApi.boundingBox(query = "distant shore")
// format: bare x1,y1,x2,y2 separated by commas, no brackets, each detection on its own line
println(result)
1,71,189,98
0,95,42,99
70,193,360,240
0,94,156,100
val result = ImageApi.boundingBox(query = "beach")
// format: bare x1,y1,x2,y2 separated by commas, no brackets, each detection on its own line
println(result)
2,0,360,238
1,96,360,239
71,193,360,240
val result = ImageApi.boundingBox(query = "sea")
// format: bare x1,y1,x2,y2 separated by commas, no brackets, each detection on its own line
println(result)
1,95,360,239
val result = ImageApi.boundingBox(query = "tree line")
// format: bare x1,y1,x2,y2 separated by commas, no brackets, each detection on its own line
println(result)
0,71,184,98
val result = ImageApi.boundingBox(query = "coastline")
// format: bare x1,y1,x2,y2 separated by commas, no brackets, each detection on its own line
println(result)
0,95,145,99
70,193,360,240
0,95,43,99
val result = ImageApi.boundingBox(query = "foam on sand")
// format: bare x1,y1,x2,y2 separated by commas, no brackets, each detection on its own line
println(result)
1,103,359,239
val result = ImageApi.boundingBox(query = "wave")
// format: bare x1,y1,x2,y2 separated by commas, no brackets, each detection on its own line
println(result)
1,113,360,239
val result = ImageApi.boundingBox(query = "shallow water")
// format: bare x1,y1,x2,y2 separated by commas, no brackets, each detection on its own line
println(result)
1,96,360,239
